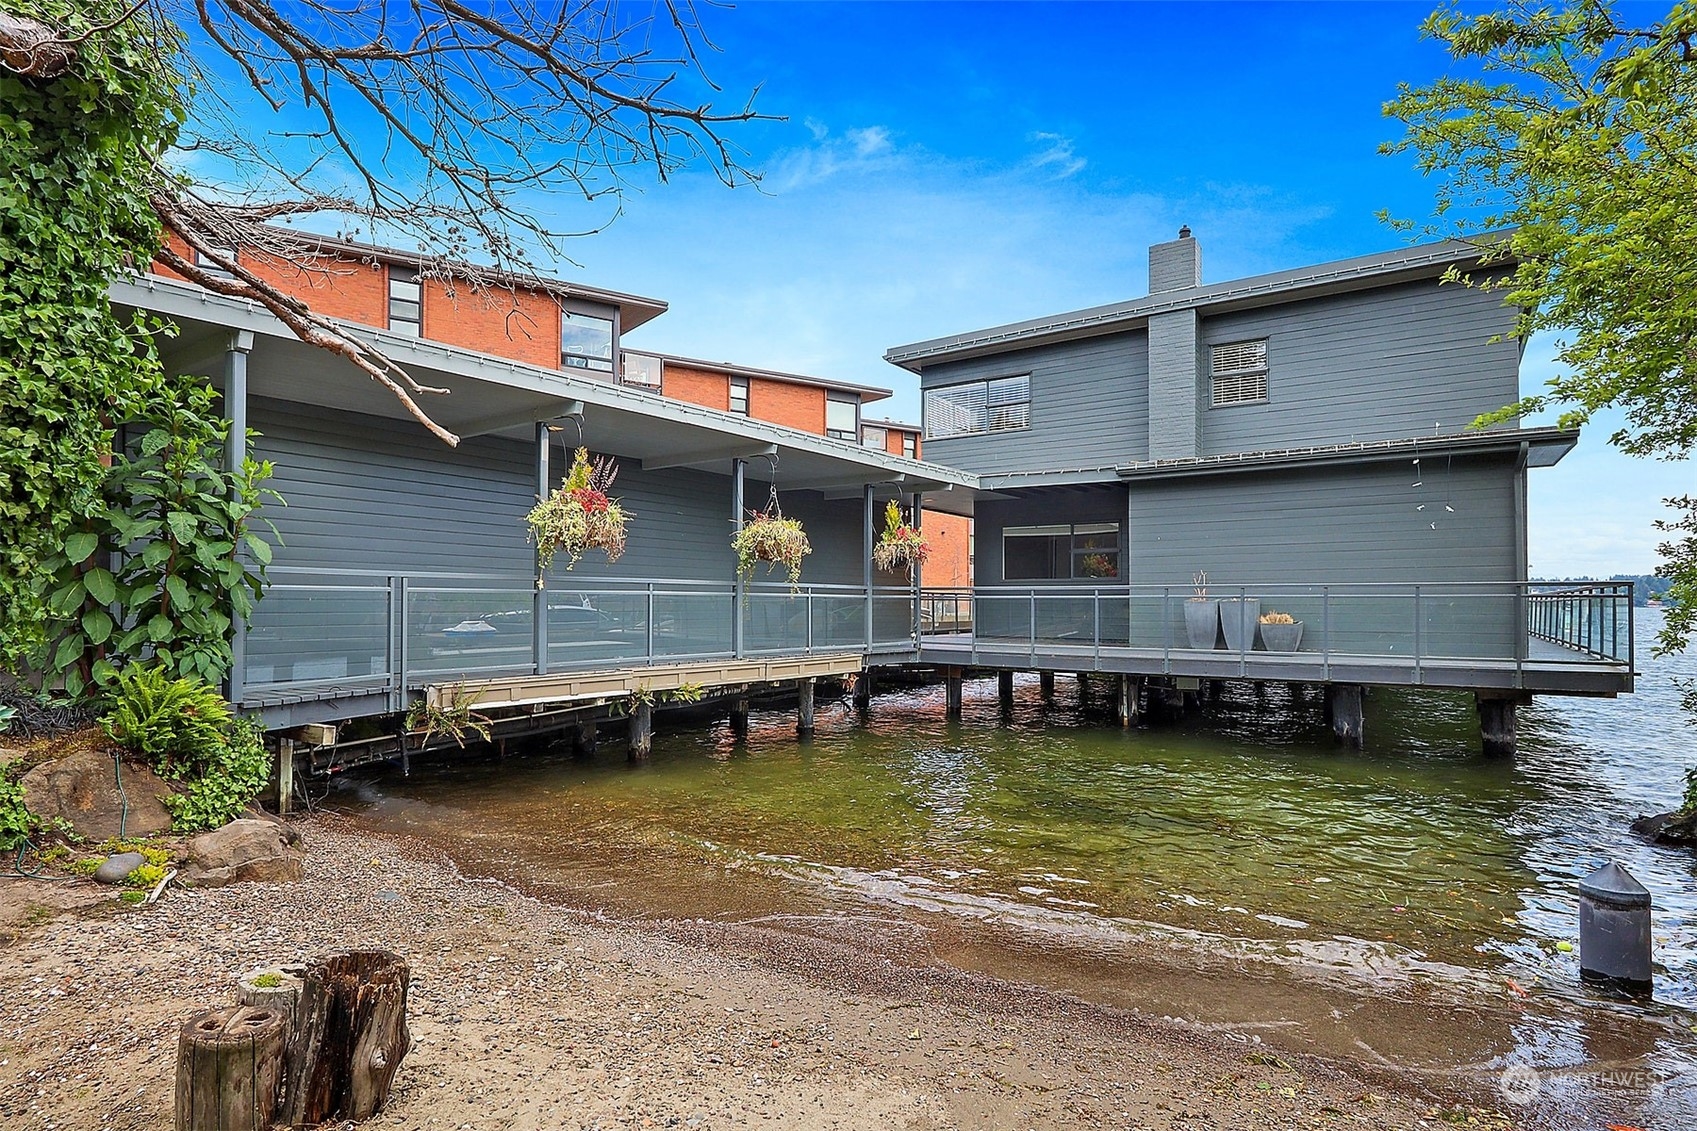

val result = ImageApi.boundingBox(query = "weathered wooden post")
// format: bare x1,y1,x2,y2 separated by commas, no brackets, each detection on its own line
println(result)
797,678,816,736
276,739,296,816
1038,671,1055,701
1116,674,1138,727
730,697,750,736
854,668,873,711
1326,684,1365,748
1579,862,1653,998
1476,692,1521,758
283,951,411,1127
1075,673,1090,704
997,670,1014,713
175,1006,289,1131
571,719,597,759
629,701,653,761
945,669,963,720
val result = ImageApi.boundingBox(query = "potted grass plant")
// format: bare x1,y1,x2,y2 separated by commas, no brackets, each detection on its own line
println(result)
1184,570,1221,649
871,501,931,576
526,447,629,570
1258,610,1304,652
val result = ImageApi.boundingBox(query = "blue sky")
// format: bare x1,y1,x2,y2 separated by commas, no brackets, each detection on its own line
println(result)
205,1,1689,577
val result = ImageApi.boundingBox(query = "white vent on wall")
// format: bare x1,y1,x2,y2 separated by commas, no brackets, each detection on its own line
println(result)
1210,339,1269,406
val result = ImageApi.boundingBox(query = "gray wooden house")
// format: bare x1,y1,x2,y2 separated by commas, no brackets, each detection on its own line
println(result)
885,231,1633,749
110,272,977,754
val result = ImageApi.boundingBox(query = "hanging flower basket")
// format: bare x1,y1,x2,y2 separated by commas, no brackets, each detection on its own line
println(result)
525,447,629,570
871,500,931,575
732,508,811,590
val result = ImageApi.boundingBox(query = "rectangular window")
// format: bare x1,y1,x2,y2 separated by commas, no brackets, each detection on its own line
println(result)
561,310,614,372
902,433,917,459
861,425,887,450
388,266,421,337
924,374,1030,439
194,247,238,281
1210,338,1269,406
728,376,749,415
826,393,859,441
1003,522,1120,581
620,351,662,389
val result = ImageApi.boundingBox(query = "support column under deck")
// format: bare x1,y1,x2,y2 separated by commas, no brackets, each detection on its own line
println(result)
945,669,963,721
730,697,750,737
1039,671,1055,701
854,668,873,711
276,739,295,816
224,331,253,708
997,670,1015,713
1327,684,1365,748
1477,693,1521,758
629,702,653,761
1117,674,1140,727
572,719,597,759
797,678,816,736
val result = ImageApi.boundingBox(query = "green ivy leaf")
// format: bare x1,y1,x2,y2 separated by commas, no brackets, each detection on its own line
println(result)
83,567,117,606
64,532,98,564
243,533,273,565
81,606,113,644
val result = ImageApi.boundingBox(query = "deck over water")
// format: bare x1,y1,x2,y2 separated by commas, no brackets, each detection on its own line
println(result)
909,632,1632,695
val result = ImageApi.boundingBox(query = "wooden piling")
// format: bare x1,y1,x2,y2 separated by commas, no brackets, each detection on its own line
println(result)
1326,684,1365,748
174,1005,288,1131
1038,671,1055,701
572,719,597,759
730,697,750,737
1476,693,1520,758
944,670,964,720
1116,674,1139,727
277,740,295,817
997,670,1014,713
797,678,816,737
629,701,653,760
854,668,873,711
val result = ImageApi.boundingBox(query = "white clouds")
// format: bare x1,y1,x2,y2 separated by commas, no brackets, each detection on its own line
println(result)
1028,132,1086,179
847,125,892,158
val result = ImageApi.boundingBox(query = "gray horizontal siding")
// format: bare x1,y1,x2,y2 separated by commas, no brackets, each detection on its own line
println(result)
1200,280,1520,455
919,332,1149,474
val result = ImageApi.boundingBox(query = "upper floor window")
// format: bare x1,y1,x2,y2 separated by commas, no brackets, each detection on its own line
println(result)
620,351,662,389
826,392,859,441
561,310,614,372
194,247,238,281
924,374,1030,439
728,376,750,415
1210,339,1268,406
861,425,888,450
388,266,421,336
1003,522,1119,581
902,433,917,459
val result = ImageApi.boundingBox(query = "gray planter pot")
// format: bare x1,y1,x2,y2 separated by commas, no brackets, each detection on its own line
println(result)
1183,600,1221,649
1218,598,1261,652
1258,620,1304,652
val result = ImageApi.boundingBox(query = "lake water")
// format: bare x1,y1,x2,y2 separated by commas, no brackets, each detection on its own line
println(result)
338,608,1696,1125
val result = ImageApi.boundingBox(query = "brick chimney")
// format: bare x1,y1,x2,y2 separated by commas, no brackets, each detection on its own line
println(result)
1148,225,1201,293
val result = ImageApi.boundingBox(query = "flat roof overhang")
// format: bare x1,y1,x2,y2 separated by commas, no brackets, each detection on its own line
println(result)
967,427,1578,492
112,274,982,517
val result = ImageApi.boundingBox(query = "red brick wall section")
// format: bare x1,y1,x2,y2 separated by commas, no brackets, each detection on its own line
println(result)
661,364,732,411
424,279,562,369
751,378,825,433
151,232,194,282
882,427,921,459
243,252,388,328
921,511,973,587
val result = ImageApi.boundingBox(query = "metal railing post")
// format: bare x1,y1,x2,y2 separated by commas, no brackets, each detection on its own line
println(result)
1092,589,1101,666
1413,584,1423,683
646,583,655,664
732,458,745,659
1237,585,1247,677
1321,585,1331,680
806,588,815,654
1161,586,1171,674
1029,590,1037,664
395,575,410,704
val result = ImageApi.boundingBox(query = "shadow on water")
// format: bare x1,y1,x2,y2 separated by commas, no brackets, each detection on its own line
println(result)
337,611,1697,1124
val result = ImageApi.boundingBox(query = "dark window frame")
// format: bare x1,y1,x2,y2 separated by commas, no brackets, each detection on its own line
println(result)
728,376,750,415
1002,522,1121,581
388,265,421,336
561,306,617,373
924,374,1031,440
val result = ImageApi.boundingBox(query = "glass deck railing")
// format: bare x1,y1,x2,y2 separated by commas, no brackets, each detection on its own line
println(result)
241,568,922,700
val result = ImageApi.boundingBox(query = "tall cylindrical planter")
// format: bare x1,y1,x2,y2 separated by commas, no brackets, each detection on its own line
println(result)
1183,600,1221,649
1219,599,1261,652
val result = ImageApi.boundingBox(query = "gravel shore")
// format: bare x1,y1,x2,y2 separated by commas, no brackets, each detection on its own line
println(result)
0,816,1515,1130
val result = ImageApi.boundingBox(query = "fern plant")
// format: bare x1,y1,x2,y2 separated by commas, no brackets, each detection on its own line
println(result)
101,665,232,775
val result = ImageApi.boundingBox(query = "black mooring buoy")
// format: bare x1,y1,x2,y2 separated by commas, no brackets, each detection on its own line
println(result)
1578,861,1653,997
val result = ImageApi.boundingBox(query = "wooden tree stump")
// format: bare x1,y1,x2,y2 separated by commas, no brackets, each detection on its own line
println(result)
174,1005,288,1131
283,950,411,1127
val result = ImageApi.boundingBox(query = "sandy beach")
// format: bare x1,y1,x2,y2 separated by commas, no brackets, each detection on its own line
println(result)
0,816,1517,1130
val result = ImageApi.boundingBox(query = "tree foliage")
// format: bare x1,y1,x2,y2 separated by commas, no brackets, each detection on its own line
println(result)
1384,0,1697,654
0,0,184,673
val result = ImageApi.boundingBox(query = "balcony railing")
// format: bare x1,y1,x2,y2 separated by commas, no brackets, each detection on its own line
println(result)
916,581,1636,675
242,568,920,703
